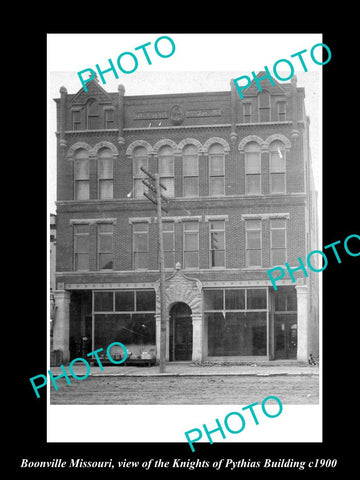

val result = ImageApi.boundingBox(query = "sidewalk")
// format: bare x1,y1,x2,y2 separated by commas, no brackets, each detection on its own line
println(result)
50,360,319,377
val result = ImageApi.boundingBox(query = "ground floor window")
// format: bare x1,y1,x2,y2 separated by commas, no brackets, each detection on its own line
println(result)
92,290,156,350
205,288,268,356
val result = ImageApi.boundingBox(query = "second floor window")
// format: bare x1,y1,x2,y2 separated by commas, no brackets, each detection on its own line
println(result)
183,221,199,269
209,220,225,268
258,91,270,122
163,222,175,269
97,223,113,270
74,224,89,271
270,218,287,265
245,219,262,267
133,222,148,270
74,149,89,200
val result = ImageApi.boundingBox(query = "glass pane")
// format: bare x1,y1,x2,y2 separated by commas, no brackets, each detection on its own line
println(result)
183,155,198,176
98,223,113,233
271,229,286,248
134,223,148,233
287,292,297,311
210,177,224,196
115,291,134,311
211,231,225,250
75,181,89,200
272,249,286,265
94,313,155,350
99,180,113,199
160,178,174,197
74,224,89,234
245,154,261,173
163,231,174,251
75,253,89,271
184,177,198,197
99,253,113,270
164,251,175,269
271,218,286,229
134,252,148,269
246,219,261,229
259,92,270,107
136,290,156,311
246,175,261,194
247,249,261,267
184,232,198,251
210,220,224,230
74,158,89,179
94,291,113,312
259,109,270,122
270,154,285,172
134,233,147,252
204,290,224,310
247,230,261,249
247,289,267,309
184,222,198,231
225,289,245,310
275,294,286,311
134,179,145,197
75,235,89,253
271,174,286,193
134,157,147,176
99,234,112,252
98,157,113,178
159,156,174,176
210,155,224,175
184,251,198,268
211,250,225,267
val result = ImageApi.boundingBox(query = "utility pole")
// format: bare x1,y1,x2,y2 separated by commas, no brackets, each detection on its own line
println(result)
141,166,168,373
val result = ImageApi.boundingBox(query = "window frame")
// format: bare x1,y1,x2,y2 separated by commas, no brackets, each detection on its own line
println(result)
183,221,199,269
245,219,262,268
270,218,287,266
73,224,90,271
209,220,226,268
133,222,149,270
209,144,225,196
97,223,114,271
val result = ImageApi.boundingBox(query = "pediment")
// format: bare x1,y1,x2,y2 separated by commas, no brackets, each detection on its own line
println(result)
70,78,114,105
241,71,288,97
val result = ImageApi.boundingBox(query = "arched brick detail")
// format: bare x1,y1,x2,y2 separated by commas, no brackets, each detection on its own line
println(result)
66,142,92,159
125,140,154,156
203,136,230,153
238,135,265,151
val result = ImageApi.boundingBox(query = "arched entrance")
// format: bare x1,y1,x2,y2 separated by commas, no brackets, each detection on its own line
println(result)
169,302,192,361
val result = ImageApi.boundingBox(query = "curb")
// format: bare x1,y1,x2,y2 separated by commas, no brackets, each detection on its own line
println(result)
89,371,319,378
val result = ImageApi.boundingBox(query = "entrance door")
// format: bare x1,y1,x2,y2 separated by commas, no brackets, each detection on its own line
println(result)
169,303,193,361
274,314,297,359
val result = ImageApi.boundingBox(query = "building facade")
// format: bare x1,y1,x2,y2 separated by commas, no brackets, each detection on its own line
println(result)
52,74,319,364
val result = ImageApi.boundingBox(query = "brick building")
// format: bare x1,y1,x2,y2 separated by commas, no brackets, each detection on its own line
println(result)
52,73,319,365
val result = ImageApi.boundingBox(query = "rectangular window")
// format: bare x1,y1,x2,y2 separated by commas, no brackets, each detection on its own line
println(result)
183,156,199,197
245,219,262,267
98,157,113,199
209,155,225,196
133,222,148,270
183,221,199,269
74,224,89,271
209,220,225,268
205,287,268,356
97,223,113,270
163,222,175,269
104,109,114,128
74,158,89,200
277,101,286,121
258,92,270,122
243,103,252,123
72,110,81,130
270,218,287,265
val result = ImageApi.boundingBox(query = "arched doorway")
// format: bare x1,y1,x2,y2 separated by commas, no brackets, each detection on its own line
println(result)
169,302,192,361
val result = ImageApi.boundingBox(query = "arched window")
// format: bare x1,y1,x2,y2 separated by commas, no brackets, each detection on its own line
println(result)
182,144,199,197
244,142,261,195
258,91,271,122
269,141,286,193
98,148,113,199
74,149,89,200
158,145,174,197
133,146,148,198
209,143,225,196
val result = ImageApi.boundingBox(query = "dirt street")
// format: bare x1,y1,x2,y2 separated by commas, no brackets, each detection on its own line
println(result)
50,374,319,405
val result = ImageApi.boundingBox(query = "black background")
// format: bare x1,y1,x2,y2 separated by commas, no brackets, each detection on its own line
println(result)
12,28,355,477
